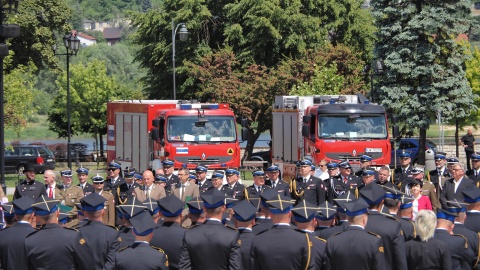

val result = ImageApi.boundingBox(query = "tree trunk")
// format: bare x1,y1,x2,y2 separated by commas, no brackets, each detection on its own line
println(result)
418,127,426,166
242,127,262,162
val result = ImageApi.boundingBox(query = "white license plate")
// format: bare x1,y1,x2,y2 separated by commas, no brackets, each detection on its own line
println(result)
46,159,53,162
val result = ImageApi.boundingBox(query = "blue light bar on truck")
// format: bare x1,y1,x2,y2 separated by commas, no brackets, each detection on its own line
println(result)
179,104,219,110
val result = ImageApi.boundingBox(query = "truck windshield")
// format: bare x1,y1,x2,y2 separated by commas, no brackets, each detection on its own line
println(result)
167,116,236,142
318,114,387,139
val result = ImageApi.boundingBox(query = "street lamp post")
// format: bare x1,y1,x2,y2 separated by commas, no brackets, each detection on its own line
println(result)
53,32,80,169
0,0,21,195
171,20,188,100
362,60,384,102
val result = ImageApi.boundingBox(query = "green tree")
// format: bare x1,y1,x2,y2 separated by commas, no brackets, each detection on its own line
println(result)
371,0,475,165
4,64,37,137
48,60,120,155
290,63,344,96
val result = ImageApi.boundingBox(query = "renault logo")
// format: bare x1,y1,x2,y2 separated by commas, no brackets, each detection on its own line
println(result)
201,153,206,160
352,150,357,157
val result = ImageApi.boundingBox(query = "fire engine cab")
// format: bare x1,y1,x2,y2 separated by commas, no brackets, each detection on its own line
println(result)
107,100,247,172
272,94,393,172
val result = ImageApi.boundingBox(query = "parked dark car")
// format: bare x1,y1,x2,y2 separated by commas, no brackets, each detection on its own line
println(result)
4,145,56,174
391,138,437,166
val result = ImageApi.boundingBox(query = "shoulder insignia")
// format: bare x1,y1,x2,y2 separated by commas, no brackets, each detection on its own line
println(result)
151,246,165,253
79,238,86,245
454,234,469,249
368,231,382,238
107,225,119,231
188,224,200,229
400,229,404,236
315,236,327,242
225,224,237,230
238,239,242,246
379,246,384,253
386,215,400,222
73,186,82,190
330,232,343,238
117,237,122,242
117,246,129,253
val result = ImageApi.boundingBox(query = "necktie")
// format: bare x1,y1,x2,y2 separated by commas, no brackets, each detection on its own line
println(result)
181,184,186,200
48,187,53,198
303,178,307,184
343,177,348,184
272,182,276,189
128,184,131,189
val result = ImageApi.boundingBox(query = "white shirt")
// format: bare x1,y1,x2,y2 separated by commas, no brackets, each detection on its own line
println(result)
314,169,329,180
48,185,56,199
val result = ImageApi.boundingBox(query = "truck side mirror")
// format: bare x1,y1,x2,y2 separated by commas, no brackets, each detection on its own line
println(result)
152,118,160,128
241,128,249,142
241,118,248,127
303,115,311,123
302,125,309,137
151,128,159,141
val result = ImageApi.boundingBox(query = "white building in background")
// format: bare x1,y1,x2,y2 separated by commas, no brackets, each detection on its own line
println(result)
77,32,97,47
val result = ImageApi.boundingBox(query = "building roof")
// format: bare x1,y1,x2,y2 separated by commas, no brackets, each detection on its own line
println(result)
77,32,97,41
103,27,122,39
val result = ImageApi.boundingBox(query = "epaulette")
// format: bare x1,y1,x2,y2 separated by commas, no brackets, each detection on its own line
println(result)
315,236,327,242
64,227,78,232
187,224,200,229
329,231,343,238
107,225,119,231
117,246,129,253
151,246,166,254
454,234,469,249
368,231,382,238
225,224,238,230
386,215,399,222
152,246,169,266
255,228,270,235
72,186,82,190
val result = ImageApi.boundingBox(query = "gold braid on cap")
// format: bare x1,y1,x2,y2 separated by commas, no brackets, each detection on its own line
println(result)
290,179,304,199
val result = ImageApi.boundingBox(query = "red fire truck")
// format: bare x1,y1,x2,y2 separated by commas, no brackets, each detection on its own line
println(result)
272,94,394,172
106,100,246,171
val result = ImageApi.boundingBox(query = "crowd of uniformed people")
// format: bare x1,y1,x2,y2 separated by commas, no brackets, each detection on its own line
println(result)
1,151,480,269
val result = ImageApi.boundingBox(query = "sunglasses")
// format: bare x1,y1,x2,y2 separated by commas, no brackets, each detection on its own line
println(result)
107,168,116,171
93,182,104,185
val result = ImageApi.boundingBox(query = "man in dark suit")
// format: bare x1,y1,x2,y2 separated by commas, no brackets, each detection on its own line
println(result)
291,160,327,206
355,155,379,179
25,196,90,269
77,193,121,270
104,161,126,205
77,166,95,195
440,163,476,209
428,153,451,194
466,153,480,187
116,170,140,205
383,188,416,242
448,201,480,270
330,161,361,201
179,190,241,269
393,151,414,191
223,168,246,199
326,198,386,270
0,197,36,270
463,189,480,232
265,165,290,197
251,191,275,234
360,183,407,270
114,209,168,270
434,209,475,270
162,160,179,192
151,195,187,270
13,163,46,200
195,165,213,193
245,170,271,199
291,200,327,269
232,200,257,270
251,194,312,270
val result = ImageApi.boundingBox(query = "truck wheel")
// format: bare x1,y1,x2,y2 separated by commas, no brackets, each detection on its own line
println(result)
17,165,25,174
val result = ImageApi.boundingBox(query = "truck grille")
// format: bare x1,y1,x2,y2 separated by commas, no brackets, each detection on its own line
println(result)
175,156,232,165
326,152,383,161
